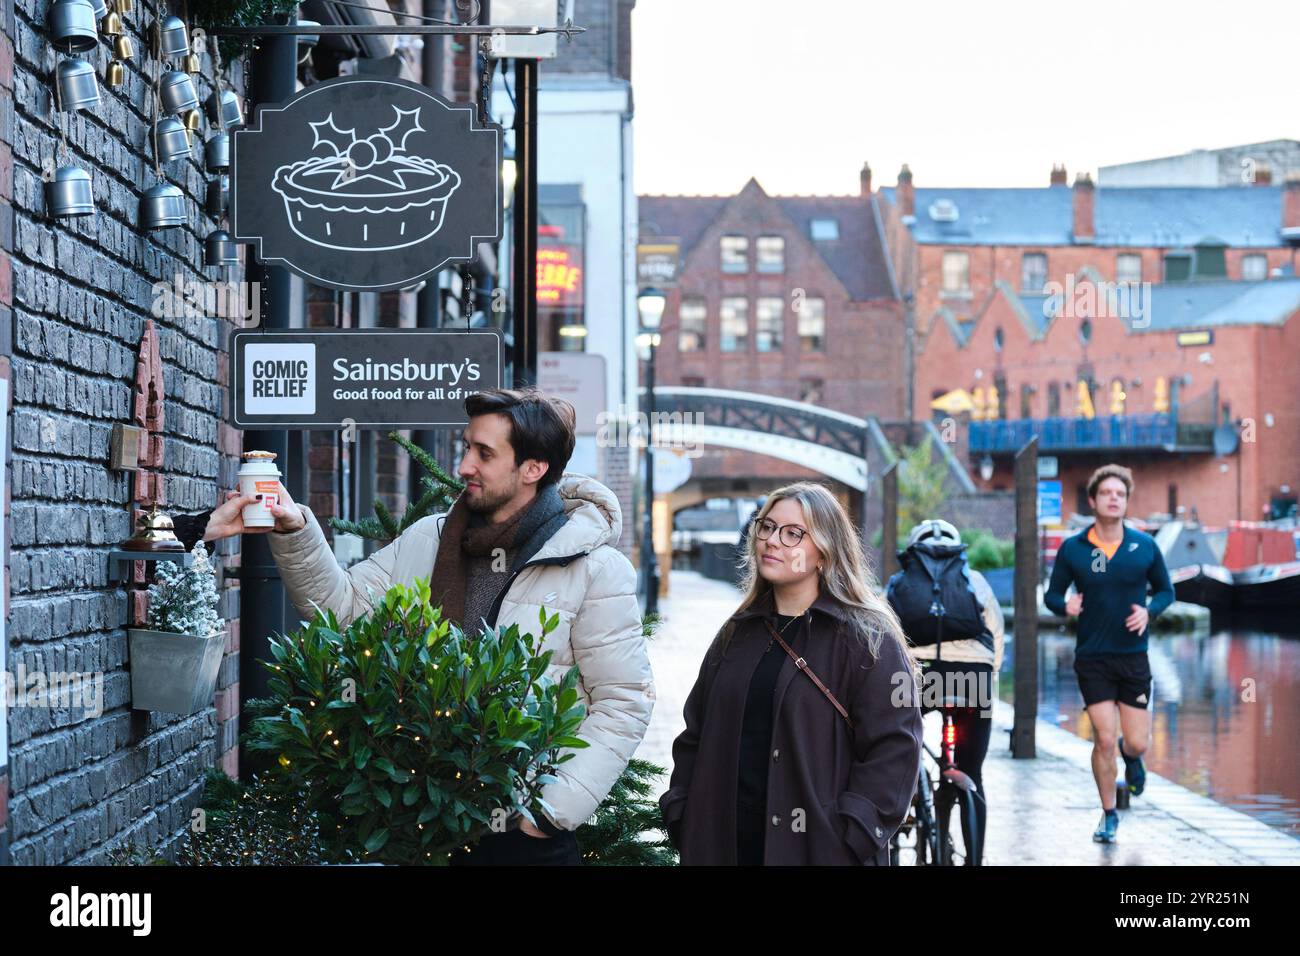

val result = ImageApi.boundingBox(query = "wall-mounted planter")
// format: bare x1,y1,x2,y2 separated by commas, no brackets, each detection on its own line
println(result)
128,628,225,715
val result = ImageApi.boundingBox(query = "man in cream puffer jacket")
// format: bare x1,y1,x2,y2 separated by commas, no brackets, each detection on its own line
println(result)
230,389,654,865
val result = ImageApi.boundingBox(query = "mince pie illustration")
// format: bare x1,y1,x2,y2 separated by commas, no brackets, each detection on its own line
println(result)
272,105,461,252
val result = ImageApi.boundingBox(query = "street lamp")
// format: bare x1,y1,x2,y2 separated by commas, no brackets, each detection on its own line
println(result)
637,287,667,614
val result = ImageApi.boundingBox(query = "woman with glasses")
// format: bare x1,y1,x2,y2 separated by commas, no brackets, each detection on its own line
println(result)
660,482,923,865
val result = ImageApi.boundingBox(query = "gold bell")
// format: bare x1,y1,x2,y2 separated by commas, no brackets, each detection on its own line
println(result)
183,51,202,72
114,34,134,60
115,0,134,12
105,59,125,87
183,108,203,139
100,11,122,37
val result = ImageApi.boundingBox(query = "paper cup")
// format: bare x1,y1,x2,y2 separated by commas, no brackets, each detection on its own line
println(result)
238,451,281,529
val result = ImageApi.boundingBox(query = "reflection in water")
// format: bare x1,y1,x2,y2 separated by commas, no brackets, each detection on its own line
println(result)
1000,629,1300,836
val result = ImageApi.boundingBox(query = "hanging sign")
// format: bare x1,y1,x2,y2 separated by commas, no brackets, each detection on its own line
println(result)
232,76,503,292
231,328,503,429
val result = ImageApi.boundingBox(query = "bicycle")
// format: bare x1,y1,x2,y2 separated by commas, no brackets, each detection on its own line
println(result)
889,695,985,866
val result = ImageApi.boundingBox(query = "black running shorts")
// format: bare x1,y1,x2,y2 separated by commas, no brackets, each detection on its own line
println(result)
1074,653,1153,709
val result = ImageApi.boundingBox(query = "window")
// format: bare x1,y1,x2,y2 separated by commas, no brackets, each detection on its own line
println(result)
1193,244,1227,279
800,378,825,405
1079,318,1093,345
810,218,840,241
756,236,785,274
1021,253,1047,293
681,375,706,388
993,327,1005,352
720,236,748,273
1020,384,1034,419
756,297,783,351
1117,253,1142,284
992,373,1007,420
1164,252,1191,282
1047,381,1061,417
1242,254,1268,281
798,297,826,352
942,251,970,294
678,299,707,353
720,297,748,351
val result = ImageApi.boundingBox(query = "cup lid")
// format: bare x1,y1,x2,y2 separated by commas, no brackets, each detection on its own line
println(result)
242,450,278,461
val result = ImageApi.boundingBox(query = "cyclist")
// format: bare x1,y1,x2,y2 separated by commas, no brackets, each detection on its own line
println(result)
1045,464,1174,845
886,519,1004,865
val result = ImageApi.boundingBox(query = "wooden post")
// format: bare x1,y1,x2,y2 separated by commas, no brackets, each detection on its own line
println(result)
1012,437,1039,758
880,462,900,581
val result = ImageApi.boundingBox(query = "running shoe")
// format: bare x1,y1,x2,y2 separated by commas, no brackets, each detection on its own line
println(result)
1092,810,1119,844
1119,736,1147,796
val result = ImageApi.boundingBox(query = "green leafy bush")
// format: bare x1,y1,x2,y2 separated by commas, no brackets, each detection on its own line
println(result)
244,578,588,864
962,528,1015,571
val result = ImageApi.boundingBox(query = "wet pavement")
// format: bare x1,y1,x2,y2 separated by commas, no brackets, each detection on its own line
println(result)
638,570,1300,865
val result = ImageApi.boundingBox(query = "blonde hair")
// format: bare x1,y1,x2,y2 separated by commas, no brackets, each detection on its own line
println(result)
731,482,911,663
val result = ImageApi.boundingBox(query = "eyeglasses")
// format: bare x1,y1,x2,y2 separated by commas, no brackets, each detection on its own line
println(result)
753,517,808,547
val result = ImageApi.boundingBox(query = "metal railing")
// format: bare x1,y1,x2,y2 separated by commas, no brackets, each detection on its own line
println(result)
968,414,1204,453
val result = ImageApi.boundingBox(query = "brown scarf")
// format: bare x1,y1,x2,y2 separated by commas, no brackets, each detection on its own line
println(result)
429,484,566,630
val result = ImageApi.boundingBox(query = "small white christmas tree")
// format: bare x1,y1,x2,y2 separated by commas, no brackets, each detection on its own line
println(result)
146,540,222,638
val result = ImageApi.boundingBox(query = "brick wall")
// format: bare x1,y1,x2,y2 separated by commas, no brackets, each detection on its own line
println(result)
3,0,245,864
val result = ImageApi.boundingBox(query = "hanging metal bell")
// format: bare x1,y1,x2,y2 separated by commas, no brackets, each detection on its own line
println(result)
154,15,189,59
99,10,122,37
205,88,243,130
183,108,203,137
45,164,95,217
140,181,186,230
87,0,108,19
56,57,100,111
48,0,99,55
204,133,230,173
184,51,202,72
113,33,134,60
204,229,238,267
114,0,133,13
105,59,125,87
158,69,199,114
152,116,191,163
206,175,229,219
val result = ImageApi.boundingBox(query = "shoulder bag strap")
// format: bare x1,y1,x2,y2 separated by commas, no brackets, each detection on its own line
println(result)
764,619,852,728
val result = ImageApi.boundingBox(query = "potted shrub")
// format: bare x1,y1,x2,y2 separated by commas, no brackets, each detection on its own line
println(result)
129,541,226,715
244,578,589,864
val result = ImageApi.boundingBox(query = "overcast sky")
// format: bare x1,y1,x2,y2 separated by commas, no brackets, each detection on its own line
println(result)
631,0,1300,196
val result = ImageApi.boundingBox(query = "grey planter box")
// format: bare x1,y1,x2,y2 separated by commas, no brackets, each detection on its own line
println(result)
128,628,226,715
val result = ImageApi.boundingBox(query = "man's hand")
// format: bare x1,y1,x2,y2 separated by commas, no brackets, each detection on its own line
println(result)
1065,592,1084,617
517,817,551,839
1125,603,1149,633
266,482,307,533
203,484,305,540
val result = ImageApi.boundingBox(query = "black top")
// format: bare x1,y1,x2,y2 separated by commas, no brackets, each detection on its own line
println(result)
736,612,806,816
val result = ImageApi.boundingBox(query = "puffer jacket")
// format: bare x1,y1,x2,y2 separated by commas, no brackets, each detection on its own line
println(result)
266,472,656,831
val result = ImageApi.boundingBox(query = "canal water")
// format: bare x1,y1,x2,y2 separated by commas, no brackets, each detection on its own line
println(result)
999,627,1300,837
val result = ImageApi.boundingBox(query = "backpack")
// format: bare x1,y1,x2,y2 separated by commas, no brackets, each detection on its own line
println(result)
886,540,992,650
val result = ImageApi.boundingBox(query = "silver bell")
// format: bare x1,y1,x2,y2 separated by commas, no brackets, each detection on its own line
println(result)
205,89,243,130
152,116,191,164
204,133,230,172
206,175,229,219
45,164,95,217
204,229,239,267
56,57,100,111
158,69,200,114
87,0,108,19
48,0,99,55
154,15,189,59
139,181,186,230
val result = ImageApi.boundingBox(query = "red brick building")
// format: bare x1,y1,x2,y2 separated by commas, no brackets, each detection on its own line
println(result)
877,164,1300,527
638,171,904,493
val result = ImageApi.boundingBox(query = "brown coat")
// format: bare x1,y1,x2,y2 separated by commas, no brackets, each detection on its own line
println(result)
660,589,923,865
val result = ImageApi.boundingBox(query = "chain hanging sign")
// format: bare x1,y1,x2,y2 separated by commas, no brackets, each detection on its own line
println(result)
231,76,503,291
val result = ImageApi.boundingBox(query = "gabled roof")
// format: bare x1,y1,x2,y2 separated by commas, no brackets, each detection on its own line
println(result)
638,182,896,301
880,185,1286,248
1134,277,1300,331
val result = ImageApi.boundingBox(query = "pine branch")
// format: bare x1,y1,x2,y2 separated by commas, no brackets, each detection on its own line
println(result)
374,498,400,540
390,432,465,495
